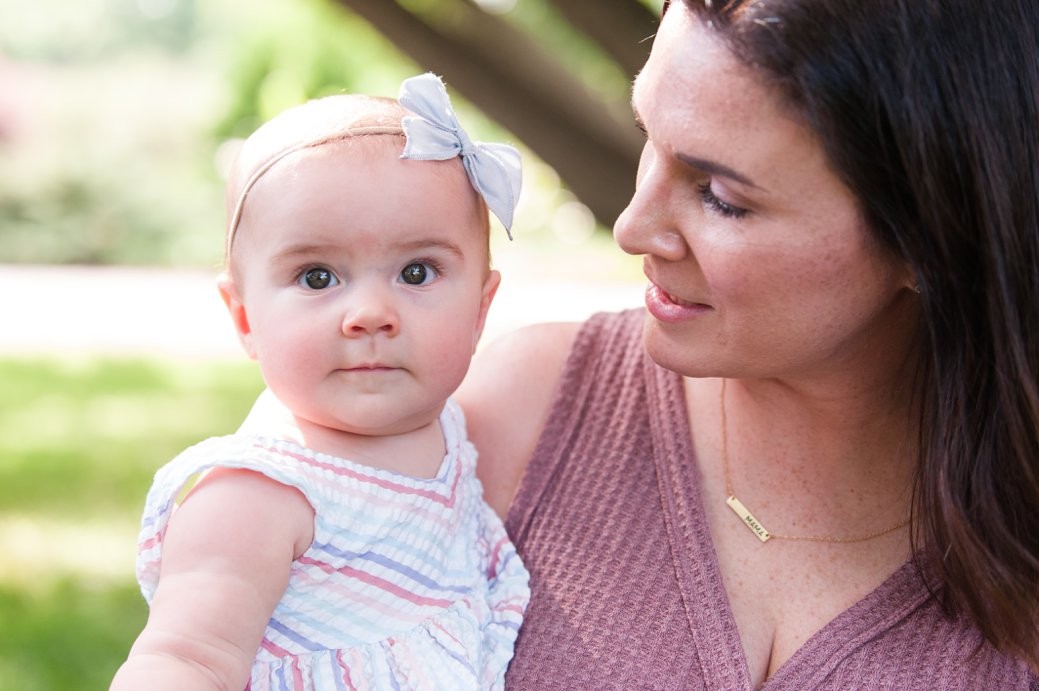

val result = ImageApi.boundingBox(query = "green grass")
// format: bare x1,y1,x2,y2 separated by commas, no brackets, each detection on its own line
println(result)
0,357,264,691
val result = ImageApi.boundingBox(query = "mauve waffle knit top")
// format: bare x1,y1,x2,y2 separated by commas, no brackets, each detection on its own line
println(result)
502,309,1036,690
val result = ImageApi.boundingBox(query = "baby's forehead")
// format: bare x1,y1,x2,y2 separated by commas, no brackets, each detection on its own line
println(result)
232,96,403,178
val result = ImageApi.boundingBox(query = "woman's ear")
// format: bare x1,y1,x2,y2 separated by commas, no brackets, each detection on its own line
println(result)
902,269,922,295
216,272,257,359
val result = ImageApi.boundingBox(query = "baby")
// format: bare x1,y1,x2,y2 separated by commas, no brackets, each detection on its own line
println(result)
110,73,529,691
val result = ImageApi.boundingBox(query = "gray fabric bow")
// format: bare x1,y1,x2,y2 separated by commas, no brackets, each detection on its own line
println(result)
399,73,522,238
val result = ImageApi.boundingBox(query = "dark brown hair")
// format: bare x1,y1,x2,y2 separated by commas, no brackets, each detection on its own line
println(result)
667,0,1039,669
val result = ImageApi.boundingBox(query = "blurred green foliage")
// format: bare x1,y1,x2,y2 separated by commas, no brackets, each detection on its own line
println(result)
213,1,418,141
0,358,263,516
0,579,147,691
0,0,633,268
0,357,264,690
0,0,417,267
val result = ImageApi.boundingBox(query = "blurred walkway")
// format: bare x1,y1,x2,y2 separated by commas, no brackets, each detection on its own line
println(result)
0,258,646,359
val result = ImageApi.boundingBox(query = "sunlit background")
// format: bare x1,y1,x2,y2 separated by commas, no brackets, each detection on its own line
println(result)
0,0,653,687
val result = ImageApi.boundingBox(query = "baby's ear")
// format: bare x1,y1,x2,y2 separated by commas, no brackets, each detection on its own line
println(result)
473,269,501,353
216,272,257,359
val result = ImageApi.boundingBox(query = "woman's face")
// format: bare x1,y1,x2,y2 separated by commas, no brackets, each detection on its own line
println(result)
615,4,916,382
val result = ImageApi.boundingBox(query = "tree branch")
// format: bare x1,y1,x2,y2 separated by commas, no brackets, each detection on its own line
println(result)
326,0,643,227
544,0,660,78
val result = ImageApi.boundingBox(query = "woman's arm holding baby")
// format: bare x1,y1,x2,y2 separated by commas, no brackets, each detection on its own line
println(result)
458,321,582,519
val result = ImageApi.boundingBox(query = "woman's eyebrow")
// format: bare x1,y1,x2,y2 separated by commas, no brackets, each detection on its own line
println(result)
675,152,762,190
631,100,763,191
631,100,646,132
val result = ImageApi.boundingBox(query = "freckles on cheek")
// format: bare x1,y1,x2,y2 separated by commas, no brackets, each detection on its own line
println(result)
810,247,868,293
711,253,768,299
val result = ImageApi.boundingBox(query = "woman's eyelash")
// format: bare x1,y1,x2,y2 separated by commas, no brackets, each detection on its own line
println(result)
697,182,748,219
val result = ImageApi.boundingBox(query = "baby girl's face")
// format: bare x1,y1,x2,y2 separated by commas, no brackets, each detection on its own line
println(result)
226,138,498,438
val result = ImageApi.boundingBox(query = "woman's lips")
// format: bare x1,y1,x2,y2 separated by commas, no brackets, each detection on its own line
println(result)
644,283,712,322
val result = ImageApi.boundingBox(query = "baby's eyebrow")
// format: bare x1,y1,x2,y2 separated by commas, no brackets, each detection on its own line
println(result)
394,238,466,261
268,242,339,263
268,238,467,265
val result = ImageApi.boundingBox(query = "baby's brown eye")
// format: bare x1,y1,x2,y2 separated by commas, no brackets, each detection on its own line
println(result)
401,263,428,285
301,268,335,289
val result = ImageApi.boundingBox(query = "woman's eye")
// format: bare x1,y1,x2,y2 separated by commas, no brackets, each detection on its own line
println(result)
697,182,749,219
298,267,338,290
400,262,438,286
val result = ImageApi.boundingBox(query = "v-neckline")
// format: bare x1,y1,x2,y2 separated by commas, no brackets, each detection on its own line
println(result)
644,358,933,689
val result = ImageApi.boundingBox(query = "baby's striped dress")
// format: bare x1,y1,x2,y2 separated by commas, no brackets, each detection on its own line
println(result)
136,399,529,690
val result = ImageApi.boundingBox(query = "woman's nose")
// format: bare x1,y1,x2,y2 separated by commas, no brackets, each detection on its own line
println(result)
614,144,688,261
341,286,400,338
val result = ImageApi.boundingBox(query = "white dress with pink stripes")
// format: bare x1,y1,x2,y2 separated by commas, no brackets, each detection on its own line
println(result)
136,398,529,690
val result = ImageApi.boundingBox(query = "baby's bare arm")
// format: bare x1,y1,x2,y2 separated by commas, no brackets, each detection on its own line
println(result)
110,468,314,691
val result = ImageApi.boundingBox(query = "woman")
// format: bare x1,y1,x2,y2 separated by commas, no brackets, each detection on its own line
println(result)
459,0,1039,687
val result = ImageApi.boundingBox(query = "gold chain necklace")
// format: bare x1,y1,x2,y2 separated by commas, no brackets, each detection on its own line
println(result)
719,379,910,544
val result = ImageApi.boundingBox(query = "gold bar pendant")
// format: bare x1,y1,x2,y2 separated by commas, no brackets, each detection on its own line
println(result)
726,496,772,542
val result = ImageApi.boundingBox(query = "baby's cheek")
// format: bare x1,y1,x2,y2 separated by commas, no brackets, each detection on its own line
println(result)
433,334,481,386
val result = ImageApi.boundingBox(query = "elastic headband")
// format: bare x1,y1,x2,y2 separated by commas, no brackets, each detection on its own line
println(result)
225,73,523,256
225,125,403,257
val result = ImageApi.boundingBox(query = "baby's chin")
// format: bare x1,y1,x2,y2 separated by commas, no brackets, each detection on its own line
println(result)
299,407,445,444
